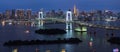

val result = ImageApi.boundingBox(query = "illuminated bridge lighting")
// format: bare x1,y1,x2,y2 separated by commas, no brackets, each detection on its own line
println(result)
74,26,87,32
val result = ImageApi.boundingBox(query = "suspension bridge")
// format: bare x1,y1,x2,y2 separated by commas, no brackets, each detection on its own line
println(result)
2,11,120,31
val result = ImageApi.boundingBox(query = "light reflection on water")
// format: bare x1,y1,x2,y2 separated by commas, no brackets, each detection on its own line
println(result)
65,30,73,38
0,21,120,52
12,48,18,52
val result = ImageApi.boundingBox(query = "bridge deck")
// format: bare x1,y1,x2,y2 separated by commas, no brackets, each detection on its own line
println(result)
3,18,120,30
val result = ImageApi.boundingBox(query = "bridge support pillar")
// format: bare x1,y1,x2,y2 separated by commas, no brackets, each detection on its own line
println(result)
66,23,72,30
66,30,73,38
66,11,72,30
38,20,43,26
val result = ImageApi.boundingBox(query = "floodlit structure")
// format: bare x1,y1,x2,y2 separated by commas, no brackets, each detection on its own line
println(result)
66,11,72,30
38,12,44,19
38,11,44,26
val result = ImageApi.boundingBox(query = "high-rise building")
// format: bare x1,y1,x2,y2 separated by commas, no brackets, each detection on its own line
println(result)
26,9,32,19
16,9,25,19
73,5,77,15
57,9,63,17
20,9,25,19
16,9,19,18
5,10,11,19
51,10,56,17
11,9,16,19
0,12,3,19
76,9,79,16
73,5,79,17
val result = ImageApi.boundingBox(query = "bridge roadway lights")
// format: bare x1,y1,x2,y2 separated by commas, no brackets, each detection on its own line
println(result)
66,11,73,30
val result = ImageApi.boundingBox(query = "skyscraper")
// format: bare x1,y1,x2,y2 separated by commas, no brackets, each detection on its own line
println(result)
73,5,77,16
16,9,25,19
73,5,79,17
11,9,16,19
26,9,32,19
5,10,11,19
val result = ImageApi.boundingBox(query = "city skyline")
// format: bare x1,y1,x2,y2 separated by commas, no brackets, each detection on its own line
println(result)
0,0,120,52
0,0,120,12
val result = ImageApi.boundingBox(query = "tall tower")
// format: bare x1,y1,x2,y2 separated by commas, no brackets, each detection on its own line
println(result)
66,10,72,30
73,5,77,17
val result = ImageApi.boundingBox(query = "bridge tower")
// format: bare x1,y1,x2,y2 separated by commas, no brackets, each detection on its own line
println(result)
38,11,44,26
66,11,73,30
38,12,44,19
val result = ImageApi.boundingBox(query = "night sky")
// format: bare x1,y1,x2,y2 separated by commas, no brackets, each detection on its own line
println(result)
0,0,120,12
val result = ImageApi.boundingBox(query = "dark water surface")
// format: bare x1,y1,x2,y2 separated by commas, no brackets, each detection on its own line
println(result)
0,21,120,52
